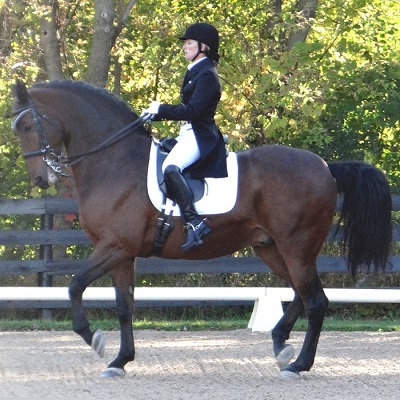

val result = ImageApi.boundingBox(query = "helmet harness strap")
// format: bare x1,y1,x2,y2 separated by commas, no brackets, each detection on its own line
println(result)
191,41,208,62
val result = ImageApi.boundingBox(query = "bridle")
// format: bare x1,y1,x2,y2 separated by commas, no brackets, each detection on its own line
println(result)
12,100,151,177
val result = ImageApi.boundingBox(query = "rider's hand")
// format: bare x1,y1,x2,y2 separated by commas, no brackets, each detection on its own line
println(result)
147,101,160,115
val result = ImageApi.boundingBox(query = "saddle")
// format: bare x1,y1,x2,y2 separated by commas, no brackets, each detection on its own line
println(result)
156,137,205,203
149,137,238,255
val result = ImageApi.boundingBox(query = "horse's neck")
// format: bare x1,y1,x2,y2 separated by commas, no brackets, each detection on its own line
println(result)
68,131,151,197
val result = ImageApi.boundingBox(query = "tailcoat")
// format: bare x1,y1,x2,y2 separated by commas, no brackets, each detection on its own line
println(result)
155,57,228,178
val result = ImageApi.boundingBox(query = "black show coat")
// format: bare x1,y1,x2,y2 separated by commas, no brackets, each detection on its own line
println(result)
154,57,228,179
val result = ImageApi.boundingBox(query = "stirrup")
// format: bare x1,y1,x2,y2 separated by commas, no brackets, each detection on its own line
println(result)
180,219,212,251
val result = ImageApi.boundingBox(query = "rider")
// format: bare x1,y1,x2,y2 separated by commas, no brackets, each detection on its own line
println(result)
144,22,228,251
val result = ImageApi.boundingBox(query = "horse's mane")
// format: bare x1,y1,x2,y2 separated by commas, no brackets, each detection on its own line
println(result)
33,80,138,119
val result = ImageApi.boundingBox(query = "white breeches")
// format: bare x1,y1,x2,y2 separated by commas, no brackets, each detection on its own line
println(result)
162,123,201,173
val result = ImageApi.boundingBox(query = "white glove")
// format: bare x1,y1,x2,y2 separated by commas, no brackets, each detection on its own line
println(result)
140,109,148,117
147,100,160,115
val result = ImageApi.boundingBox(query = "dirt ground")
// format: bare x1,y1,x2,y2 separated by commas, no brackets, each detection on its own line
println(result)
0,329,399,399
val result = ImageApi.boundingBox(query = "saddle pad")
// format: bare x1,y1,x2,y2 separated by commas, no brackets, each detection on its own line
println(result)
147,140,238,216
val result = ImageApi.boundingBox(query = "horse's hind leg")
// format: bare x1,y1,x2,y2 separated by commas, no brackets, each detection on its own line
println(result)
253,246,303,367
254,245,328,378
273,292,303,368
280,268,328,379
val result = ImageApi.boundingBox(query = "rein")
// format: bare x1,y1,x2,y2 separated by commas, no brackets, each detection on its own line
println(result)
12,101,151,176
58,115,151,167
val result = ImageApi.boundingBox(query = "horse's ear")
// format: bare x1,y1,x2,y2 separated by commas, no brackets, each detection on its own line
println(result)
12,79,29,105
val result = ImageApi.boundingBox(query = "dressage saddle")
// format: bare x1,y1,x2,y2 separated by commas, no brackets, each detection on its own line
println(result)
156,137,205,202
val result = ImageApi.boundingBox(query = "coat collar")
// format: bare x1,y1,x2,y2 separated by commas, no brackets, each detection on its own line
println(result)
187,57,207,70
185,57,214,81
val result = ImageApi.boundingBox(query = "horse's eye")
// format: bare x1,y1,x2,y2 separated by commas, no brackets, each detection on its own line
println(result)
24,124,32,132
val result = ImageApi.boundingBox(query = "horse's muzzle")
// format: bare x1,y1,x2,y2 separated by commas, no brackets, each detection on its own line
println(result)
33,176,50,189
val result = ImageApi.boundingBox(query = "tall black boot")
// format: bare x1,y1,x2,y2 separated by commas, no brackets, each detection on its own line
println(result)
164,165,211,251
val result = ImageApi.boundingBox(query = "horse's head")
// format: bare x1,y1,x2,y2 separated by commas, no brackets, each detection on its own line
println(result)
11,80,66,189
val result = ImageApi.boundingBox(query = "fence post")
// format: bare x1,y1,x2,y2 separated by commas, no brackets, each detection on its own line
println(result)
38,212,53,320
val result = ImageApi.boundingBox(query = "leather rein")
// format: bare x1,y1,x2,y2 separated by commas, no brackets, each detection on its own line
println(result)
12,100,151,177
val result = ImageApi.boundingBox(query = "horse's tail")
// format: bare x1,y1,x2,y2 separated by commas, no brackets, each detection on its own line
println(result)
327,161,392,278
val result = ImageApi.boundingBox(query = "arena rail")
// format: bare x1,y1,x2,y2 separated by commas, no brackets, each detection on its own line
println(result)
0,286,400,331
0,196,399,331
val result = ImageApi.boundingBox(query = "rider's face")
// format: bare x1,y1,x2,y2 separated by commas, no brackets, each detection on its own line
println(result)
182,39,205,62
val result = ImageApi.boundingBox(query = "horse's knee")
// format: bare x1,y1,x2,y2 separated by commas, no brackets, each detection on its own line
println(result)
68,275,87,300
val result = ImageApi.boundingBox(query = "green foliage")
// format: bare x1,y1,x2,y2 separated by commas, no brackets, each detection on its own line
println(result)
2,0,400,187
1,1,400,298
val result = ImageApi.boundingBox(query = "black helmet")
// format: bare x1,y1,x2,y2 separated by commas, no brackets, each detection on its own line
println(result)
179,22,219,52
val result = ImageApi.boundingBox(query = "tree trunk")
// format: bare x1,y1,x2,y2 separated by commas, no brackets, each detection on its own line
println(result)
39,0,64,80
85,0,115,87
286,0,319,50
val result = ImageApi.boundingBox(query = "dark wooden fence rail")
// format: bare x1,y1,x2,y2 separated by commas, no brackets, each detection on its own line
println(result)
0,196,399,310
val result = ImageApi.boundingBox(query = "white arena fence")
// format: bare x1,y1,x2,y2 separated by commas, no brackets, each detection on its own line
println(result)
0,286,399,332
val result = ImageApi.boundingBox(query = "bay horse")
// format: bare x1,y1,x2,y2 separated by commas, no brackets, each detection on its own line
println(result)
11,79,392,380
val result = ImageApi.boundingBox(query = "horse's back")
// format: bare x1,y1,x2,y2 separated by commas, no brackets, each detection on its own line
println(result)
237,144,326,172
236,144,337,215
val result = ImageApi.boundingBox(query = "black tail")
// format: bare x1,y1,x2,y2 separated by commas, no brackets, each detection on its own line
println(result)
327,161,392,278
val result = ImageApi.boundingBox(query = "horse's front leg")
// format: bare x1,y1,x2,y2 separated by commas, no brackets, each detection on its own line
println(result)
100,259,136,378
68,245,132,362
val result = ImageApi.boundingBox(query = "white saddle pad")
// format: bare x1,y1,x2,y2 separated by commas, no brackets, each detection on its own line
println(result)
147,140,238,216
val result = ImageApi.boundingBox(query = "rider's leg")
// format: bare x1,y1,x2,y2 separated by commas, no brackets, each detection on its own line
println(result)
162,127,211,251
163,165,211,250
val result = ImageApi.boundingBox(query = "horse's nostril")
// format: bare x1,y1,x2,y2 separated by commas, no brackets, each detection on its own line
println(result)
33,176,50,189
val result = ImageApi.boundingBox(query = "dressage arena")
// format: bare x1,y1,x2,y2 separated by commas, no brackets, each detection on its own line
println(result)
0,329,399,399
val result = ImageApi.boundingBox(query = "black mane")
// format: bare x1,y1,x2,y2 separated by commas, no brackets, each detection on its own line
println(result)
33,80,138,119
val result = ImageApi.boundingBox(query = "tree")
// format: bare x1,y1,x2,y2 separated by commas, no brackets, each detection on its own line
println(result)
1,0,400,192
40,0,64,80
36,0,137,86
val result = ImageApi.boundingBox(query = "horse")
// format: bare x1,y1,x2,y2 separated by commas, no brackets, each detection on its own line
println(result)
11,79,392,380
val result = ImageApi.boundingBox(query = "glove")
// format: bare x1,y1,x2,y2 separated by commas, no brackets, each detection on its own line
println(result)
147,100,160,115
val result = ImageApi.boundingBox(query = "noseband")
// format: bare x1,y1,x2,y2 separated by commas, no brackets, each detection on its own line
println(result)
12,102,69,176
12,100,151,177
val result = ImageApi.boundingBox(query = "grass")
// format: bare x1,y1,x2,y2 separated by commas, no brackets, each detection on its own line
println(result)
0,317,399,332
295,317,400,332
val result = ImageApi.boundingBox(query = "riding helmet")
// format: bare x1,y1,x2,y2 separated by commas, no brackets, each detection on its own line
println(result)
179,22,219,52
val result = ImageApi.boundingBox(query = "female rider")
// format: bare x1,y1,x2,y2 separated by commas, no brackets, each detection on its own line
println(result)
144,22,227,251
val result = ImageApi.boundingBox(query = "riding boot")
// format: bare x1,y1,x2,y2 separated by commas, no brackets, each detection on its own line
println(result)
164,165,211,251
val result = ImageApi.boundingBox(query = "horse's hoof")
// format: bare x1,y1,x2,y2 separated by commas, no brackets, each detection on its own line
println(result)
100,367,126,378
279,369,301,381
276,344,295,368
91,329,105,358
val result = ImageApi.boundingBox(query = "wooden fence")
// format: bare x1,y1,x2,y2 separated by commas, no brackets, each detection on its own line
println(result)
0,196,399,313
